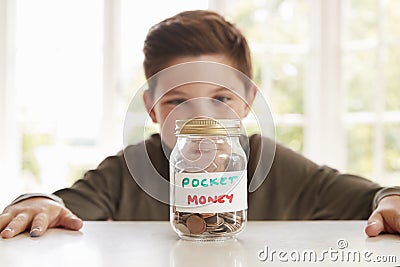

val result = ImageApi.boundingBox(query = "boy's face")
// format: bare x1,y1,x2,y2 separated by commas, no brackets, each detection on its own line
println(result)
143,54,256,148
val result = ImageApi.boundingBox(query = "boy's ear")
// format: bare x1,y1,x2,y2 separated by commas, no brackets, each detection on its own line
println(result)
143,90,158,123
243,84,257,117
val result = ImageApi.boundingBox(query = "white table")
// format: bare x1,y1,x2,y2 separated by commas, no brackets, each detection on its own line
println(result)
0,221,399,266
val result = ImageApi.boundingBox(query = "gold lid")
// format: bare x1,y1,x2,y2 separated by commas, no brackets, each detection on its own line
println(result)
175,118,241,136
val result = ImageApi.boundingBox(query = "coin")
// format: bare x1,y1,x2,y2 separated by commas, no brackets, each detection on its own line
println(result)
205,215,224,227
186,214,206,234
220,212,241,224
174,211,243,236
200,213,216,219
175,223,190,234
180,212,192,221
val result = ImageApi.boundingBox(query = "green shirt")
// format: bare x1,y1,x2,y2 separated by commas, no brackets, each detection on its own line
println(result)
50,134,386,221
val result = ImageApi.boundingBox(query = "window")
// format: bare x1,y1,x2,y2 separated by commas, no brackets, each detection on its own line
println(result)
343,0,400,185
213,0,400,186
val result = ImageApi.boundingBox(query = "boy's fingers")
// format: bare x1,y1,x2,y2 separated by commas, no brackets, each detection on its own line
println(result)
1,213,31,238
30,213,49,237
388,213,400,234
365,212,384,237
57,211,83,231
0,212,13,231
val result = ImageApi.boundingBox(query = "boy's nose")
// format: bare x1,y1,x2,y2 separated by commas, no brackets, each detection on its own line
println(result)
189,99,217,117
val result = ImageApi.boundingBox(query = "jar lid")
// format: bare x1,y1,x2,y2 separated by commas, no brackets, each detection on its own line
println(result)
175,118,241,136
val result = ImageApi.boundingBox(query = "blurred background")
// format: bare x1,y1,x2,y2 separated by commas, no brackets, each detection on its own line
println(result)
0,0,399,208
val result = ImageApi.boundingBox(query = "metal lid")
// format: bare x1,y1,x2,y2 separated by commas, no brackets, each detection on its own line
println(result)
175,118,241,136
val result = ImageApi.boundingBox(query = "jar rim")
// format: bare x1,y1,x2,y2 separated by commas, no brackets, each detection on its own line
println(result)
175,118,241,136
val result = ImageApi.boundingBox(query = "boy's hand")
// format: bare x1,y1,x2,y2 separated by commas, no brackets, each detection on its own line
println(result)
0,197,83,238
365,195,400,237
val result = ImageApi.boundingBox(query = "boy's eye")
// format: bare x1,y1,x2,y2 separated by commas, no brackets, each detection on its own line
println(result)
214,96,230,103
166,99,186,105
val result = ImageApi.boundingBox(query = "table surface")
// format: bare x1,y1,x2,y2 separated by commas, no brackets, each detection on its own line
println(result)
0,221,399,267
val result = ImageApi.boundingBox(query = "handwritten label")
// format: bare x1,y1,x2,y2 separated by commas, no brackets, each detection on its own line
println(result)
172,170,247,213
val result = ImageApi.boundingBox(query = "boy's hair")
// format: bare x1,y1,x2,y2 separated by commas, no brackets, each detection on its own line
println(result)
143,10,252,81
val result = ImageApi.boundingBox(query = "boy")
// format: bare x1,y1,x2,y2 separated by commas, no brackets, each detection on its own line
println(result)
1,10,399,239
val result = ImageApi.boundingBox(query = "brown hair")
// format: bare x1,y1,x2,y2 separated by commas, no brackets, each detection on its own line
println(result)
143,10,252,81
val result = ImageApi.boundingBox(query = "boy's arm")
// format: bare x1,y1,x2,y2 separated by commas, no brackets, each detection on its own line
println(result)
309,165,400,236
53,154,124,220
372,187,400,209
292,153,400,235
310,167,382,220
0,153,124,238
251,135,400,235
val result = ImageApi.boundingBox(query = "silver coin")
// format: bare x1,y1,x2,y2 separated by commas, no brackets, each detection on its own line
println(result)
175,223,190,234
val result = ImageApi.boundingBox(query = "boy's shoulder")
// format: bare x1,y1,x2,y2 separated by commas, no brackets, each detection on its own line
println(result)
118,133,162,156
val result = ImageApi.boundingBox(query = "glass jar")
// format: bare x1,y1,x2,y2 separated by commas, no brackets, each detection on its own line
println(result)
170,118,247,241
